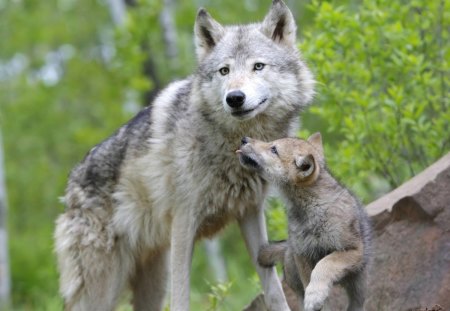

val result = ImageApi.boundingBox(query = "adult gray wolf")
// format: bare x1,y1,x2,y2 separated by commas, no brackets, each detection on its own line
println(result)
54,1,314,310
237,133,371,311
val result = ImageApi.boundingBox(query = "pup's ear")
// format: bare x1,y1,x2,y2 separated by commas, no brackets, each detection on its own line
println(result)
295,154,316,179
307,132,323,155
261,0,297,46
194,9,225,61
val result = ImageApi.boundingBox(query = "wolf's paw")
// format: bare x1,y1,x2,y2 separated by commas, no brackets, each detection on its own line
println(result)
304,282,329,311
264,289,290,311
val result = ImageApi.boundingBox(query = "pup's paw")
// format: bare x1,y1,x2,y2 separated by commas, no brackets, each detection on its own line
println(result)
257,245,276,267
304,282,329,311
257,257,275,268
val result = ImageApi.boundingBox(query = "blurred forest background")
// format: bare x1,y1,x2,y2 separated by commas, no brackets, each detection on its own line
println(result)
0,0,448,310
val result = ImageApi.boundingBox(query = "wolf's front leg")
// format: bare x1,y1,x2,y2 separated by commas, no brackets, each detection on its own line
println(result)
238,207,290,311
170,211,197,311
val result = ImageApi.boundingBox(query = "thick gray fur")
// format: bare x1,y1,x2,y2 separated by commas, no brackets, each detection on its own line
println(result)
54,1,314,310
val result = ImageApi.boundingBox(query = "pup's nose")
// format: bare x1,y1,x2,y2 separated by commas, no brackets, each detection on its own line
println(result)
226,90,246,108
241,137,249,145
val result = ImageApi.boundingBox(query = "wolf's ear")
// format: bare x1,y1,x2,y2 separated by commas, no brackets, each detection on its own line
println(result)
261,0,297,46
294,154,316,179
307,132,323,155
194,8,225,61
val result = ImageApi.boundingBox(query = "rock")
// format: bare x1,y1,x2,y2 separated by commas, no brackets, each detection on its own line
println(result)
244,153,450,311
364,152,450,311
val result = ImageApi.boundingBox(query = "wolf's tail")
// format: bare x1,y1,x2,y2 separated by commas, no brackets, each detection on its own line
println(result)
257,240,287,267
54,213,84,307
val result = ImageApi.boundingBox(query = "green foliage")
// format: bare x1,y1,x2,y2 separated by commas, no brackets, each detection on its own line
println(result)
266,198,288,241
190,225,263,310
1,0,448,309
206,281,233,311
301,0,449,201
0,1,135,309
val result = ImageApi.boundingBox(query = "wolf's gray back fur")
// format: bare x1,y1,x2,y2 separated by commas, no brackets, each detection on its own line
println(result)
55,1,314,310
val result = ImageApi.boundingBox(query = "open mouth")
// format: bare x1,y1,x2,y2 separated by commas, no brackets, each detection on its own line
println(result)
239,154,260,169
231,98,268,117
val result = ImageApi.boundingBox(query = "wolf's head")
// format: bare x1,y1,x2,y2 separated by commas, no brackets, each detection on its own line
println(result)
236,133,324,186
194,0,314,124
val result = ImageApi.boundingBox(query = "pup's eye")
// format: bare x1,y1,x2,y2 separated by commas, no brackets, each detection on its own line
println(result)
299,163,311,172
219,67,229,75
254,63,265,71
270,146,278,155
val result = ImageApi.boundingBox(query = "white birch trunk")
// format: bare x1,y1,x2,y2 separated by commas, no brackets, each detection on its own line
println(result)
107,0,127,27
160,0,178,61
204,239,228,283
0,129,10,310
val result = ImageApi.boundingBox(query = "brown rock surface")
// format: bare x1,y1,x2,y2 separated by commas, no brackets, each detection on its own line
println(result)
244,153,450,311
364,152,450,311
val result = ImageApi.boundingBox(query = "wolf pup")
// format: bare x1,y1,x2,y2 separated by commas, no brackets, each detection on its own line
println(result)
237,133,371,311
54,1,314,310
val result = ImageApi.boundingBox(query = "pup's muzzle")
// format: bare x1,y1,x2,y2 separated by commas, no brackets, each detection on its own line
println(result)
236,138,260,169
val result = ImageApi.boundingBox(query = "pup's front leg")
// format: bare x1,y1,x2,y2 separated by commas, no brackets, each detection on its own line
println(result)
238,207,290,311
304,244,364,311
170,211,197,311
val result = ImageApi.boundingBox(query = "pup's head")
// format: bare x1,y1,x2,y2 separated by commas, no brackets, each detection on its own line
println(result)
236,133,324,186
194,0,314,123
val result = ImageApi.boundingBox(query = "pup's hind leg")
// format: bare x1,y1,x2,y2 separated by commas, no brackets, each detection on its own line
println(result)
283,249,305,311
342,271,366,311
131,249,169,311
55,212,130,311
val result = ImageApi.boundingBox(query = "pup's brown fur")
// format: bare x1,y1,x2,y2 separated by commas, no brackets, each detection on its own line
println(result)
237,133,371,311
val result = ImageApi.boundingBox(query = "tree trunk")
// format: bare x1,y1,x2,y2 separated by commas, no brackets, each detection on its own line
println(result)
107,0,163,106
204,238,228,283
160,0,178,61
107,0,127,26
0,129,11,310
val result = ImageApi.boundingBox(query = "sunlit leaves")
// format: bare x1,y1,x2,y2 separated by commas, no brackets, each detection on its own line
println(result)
301,0,449,201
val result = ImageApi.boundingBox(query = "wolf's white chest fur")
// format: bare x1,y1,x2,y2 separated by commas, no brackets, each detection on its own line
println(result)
111,81,276,254
113,139,265,253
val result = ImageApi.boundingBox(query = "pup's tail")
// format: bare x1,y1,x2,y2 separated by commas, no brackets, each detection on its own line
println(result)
258,240,287,267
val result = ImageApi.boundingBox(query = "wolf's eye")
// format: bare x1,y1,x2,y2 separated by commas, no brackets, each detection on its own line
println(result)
219,67,229,75
254,63,265,71
270,146,278,155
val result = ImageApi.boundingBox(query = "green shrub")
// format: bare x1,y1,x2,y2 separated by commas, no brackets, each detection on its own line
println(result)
300,0,449,201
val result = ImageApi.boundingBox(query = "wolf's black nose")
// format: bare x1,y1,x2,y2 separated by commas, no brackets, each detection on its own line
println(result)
241,137,249,145
226,90,246,108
